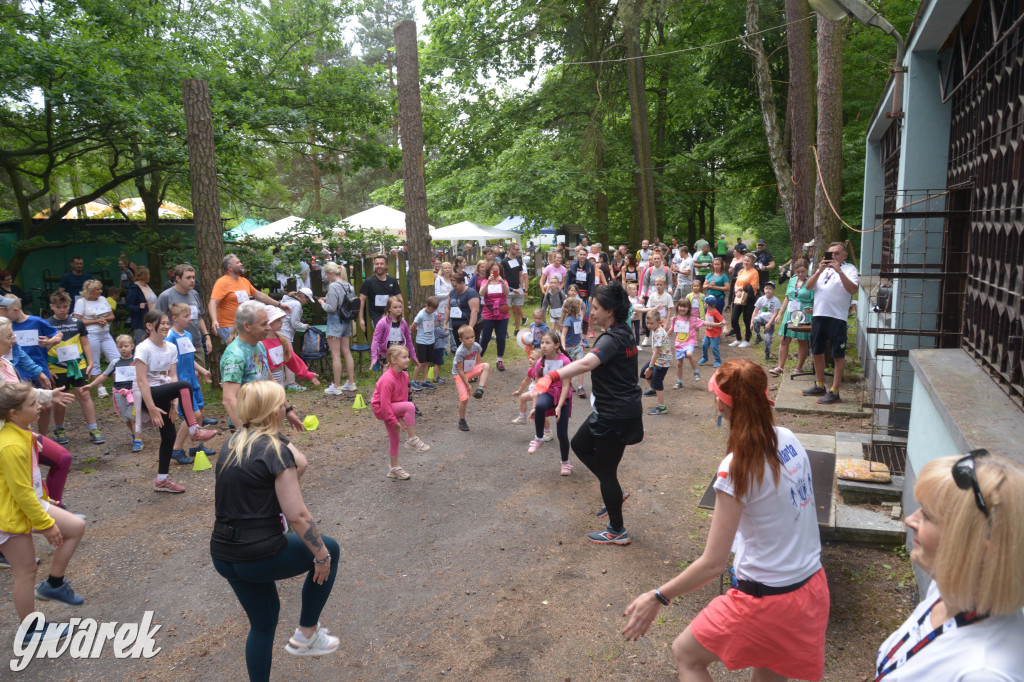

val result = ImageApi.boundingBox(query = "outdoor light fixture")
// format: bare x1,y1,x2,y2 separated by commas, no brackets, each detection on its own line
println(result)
808,0,905,119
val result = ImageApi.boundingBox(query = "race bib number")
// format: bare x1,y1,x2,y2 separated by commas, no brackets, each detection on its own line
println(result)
374,294,389,307
268,345,285,365
176,336,196,354
487,284,503,294
626,272,637,280
421,319,435,334
234,290,250,304
463,357,476,372
56,345,80,363
550,307,562,319
189,305,200,321
149,357,173,373
576,270,588,282
788,300,801,312
14,329,39,347
543,358,564,375
573,320,582,334
450,307,462,319
507,258,519,268
388,327,404,343
114,365,136,383
32,462,43,499
674,320,690,333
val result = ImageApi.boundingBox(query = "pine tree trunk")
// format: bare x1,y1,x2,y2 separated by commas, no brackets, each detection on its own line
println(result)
784,0,815,250
394,20,432,315
623,14,658,243
815,15,846,250
182,79,225,354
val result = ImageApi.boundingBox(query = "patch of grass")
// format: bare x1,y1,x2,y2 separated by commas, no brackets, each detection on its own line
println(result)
83,457,99,464
81,468,97,474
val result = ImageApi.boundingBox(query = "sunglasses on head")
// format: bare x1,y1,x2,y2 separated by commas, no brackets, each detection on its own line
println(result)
952,449,990,519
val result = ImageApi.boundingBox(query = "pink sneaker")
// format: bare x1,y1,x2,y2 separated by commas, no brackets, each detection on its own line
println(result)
560,461,573,476
527,438,544,454
190,427,217,442
153,477,185,493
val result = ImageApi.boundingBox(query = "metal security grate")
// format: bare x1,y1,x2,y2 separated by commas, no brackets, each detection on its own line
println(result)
943,0,1024,410
879,121,902,270
864,442,907,476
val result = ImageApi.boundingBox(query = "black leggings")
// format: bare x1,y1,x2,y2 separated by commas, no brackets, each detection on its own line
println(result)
534,393,571,462
631,320,641,345
571,419,627,530
479,317,509,357
146,381,199,474
730,285,755,341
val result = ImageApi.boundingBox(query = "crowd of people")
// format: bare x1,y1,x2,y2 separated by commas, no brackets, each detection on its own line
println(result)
0,238,1020,682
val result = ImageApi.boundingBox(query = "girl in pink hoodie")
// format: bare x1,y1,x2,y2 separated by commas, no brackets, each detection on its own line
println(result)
371,346,429,480
370,297,416,372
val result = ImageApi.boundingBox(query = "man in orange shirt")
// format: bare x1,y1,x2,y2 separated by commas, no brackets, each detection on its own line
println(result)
209,254,285,342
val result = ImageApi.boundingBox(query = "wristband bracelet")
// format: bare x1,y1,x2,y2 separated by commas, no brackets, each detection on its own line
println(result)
548,369,561,384
654,590,671,606
313,554,330,565
285,406,295,414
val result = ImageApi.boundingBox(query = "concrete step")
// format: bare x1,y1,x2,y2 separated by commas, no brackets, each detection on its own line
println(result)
824,502,906,545
838,475,904,505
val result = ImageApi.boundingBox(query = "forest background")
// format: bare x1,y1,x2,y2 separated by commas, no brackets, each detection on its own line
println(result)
0,0,919,276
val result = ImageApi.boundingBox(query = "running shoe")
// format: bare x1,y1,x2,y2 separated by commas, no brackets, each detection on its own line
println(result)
189,445,214,457
673,379,683,389
597,492,631,518
642,389,657,397
96,385,109,398
640,338,649,348
543,430,553,442
737,341,751,348
88,428,105,444
0,551,40,569
713,362,721,368
34,580,84,605
560,461,573,476
170,449,194,465
21,622,69,645
386,466,412,480
53,427,69,445
510,415,529,425
473,387,484,399
458,419,470,432
190,427,217,442
284,625,340,657
421,381,437,390
285,383,307,392
435,377,446,385
587,525,631,546
818,390,842,405
521,316,528,326
414,405,423,416
153,477,185,493
647,405,668,415
694,372,702,381
527,438,543,454
769,366,783,376
410,381,423,391
728,340,741,347
405,437,430,452
340,382,358,392
697,358,708,365
323,384,341,395
802,384,827,397
132,439,143,452
577,386,586,398
497,361,505,372
754,335,763,344
202,417,219,426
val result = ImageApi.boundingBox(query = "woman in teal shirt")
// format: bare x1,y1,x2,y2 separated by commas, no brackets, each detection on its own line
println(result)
703,258,731,313
771,260,814,375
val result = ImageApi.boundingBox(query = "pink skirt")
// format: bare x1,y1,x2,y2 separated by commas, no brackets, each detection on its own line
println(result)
689,567,829,680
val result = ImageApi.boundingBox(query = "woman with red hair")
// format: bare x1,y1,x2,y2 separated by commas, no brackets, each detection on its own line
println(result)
621,358,828,681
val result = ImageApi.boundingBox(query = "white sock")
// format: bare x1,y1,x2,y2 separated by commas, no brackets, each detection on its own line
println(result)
519,412,527,419
188,424,198,436
497,357,503,362
156,473,169,482
292,628,311,643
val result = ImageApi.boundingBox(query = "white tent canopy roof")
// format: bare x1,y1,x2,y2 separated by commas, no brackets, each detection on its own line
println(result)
245,215,304,240
341,205,435,239
430,220,520,243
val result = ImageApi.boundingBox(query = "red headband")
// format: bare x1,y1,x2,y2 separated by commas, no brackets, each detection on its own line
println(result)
707,372,774,406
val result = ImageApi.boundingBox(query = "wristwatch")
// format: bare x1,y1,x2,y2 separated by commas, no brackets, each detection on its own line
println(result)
654,590,671,606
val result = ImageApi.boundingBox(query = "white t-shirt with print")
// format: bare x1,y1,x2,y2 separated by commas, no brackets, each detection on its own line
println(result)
874,579,1024,681
812,262,859,320
714,427,821,587
74,296,112,335
133,338,179,387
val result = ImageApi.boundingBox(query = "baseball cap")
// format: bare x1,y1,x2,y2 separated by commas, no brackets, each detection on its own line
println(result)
265,305,287,324
757,238,766,245
0,295,17,306
704,295,717,306
297,287,314,300
764,281,776,288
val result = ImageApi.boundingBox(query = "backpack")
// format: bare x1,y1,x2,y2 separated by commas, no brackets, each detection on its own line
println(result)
332,281,358,320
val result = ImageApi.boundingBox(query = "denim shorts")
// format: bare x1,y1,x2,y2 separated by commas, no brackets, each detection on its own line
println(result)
326,316,351,338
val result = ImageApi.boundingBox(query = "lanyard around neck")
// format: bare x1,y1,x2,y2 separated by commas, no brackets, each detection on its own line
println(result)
874,599,988,680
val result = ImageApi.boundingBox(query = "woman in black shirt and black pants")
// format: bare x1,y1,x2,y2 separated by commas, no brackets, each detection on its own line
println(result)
532,282,644,545
211,381,340,681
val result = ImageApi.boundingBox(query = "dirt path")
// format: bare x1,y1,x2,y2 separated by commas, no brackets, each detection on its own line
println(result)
0,342,915,681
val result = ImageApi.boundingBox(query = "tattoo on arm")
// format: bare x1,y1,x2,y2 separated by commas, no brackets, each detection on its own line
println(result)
303,520,324,551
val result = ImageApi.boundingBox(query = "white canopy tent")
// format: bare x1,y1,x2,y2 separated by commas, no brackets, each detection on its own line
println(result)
245,215,304,240
430,220,521,245
340,205,436,240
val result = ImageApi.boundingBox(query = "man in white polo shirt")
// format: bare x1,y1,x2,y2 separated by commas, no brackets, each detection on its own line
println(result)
802,241,859,404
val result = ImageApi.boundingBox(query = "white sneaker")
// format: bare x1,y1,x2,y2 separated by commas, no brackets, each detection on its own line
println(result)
323,384,340,396
510,415,528,425
543,430,553,442
284,625,339,656
641,338,649,348
339,382,357,392
96,385,109,398
728,340,741,347
738,341,751,348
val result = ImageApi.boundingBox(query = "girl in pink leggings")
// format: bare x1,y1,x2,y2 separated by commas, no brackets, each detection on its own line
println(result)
371,346,429,481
